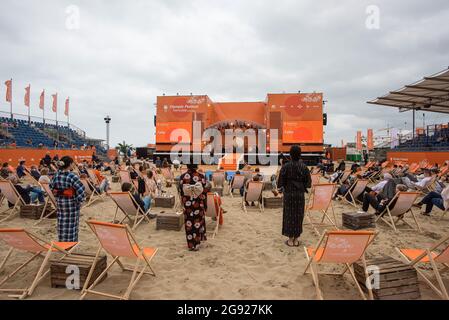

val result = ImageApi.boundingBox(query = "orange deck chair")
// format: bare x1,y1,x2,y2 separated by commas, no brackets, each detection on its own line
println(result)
80,178,102,207
35,182,58,225
305,184,338,236
109,192,152,230
212,171,226,189
80,220,158,300
339,179,369,207
206,192,224,238
303,230,377,300
119,170,132,184
396,235,449,300
0,228,78,299
311,167,321,175
0,180,27,223
242,181,264,213
376,191,422,232
229,174,245,197
311,174,321,187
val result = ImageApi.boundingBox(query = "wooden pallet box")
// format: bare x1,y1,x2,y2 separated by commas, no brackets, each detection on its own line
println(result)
111,176,120,183
263,197,283,208
20,204,56,220
50,253,107,289
154,195,175,208
342,212,376,230
353,256,421,300
156,212,184,231
210,187,223,197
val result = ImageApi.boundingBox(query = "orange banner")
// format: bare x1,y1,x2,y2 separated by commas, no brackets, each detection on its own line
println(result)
156,121,192,143
356,131,362,151
367,129,373,151
282,120,323,143
0,149,93,166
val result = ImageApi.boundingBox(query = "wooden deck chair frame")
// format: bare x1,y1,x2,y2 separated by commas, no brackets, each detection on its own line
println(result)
0,180,27,223
0,228,79,299
81,178,103,208
337,171,351,185
339,179,369,207
303,230,377,300
229,174,245,197
206,192,221,238
35,182,57,226
80,220,158,300
305,184,338,236
395,235,449,300
242,181,264,213
376,192,422,233
23,166,40,186
109,192,152,230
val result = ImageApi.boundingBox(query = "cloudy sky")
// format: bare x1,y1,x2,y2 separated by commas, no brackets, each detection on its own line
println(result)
1,0,449,148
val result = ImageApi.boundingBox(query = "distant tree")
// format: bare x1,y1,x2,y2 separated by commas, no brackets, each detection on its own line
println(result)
116,141,134,156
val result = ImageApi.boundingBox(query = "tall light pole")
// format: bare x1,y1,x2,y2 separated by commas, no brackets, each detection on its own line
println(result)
104,115,111,150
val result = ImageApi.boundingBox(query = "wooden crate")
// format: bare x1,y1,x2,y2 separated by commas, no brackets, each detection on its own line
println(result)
50,253,107,289
156,212,184,231
20,204,56,220
210,187,223,196
263,197,283,208
353,256,421,300
342,212,376,230
111,176,120,183
154,195,175,208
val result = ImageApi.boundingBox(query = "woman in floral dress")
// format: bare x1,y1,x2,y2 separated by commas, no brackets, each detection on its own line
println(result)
179,163,209,251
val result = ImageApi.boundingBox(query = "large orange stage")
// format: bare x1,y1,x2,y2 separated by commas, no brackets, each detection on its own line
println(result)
154,93,325,159
0,149,94,166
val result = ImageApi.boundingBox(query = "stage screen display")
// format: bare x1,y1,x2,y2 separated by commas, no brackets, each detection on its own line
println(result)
156,122,192,143
282,120,323,143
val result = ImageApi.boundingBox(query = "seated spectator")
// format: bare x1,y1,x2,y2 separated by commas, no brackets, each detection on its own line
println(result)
7,175,45,204
1,162,12,179
254,167,264,181
415,185,449,216
402,169,434,190
38,167,51,184
30,165,41,181
121,182,153,214
91,165,110,193
16,160,26,179
336,159,346,172
243,174,261,206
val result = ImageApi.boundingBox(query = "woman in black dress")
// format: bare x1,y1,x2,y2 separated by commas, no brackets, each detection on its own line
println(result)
277,145,311,247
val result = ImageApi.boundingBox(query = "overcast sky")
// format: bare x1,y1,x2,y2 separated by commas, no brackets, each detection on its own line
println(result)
1,0,449,148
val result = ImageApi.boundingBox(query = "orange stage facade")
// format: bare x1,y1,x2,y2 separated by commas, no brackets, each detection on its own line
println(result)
154,93,325,160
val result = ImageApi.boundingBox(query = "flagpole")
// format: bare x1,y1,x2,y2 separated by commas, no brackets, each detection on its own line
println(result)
10,78,13,120
27,85,30,124
56,102,59,144
42,91,45,124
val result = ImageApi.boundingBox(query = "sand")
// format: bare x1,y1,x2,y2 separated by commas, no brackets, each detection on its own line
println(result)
0,166,447,300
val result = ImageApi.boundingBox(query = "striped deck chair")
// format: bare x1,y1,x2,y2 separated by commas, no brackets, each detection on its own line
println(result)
80,220,158,300
376,192,422,233
206,192,223,238
396,235,449,300
35,182,57,225
305,184,338,236
229,174,245,197
109,192,152,230
0,180,27,223
337,171,351,185
0,228,78,299
242,181,264,213
339,179,369,207
303,230,377,300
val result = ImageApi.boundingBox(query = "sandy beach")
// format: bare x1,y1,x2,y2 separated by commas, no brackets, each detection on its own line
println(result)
0,166,447,300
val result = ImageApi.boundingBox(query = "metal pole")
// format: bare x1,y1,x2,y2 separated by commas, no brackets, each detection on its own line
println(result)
412,108,415,139
10,78,13,120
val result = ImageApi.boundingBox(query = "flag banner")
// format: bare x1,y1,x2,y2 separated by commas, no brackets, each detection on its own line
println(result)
5,79,12,102
39,90,45,110
367,128,374,150
52,93,57,112
356,131,362,151
65,97,69,116
24,85,30,107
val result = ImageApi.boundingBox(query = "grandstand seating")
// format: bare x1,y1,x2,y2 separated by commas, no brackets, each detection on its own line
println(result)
394,124,449,151
0,116,107,155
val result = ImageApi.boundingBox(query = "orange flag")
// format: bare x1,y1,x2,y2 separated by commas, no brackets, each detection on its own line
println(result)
367,129,374,150
5,79,12,102
39,90,45,110
52,93,57,112
64,97,69,116
356,131,362,151
24,84,30,107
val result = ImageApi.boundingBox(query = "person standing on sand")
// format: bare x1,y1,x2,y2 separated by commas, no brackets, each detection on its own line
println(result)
277,145,311,247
